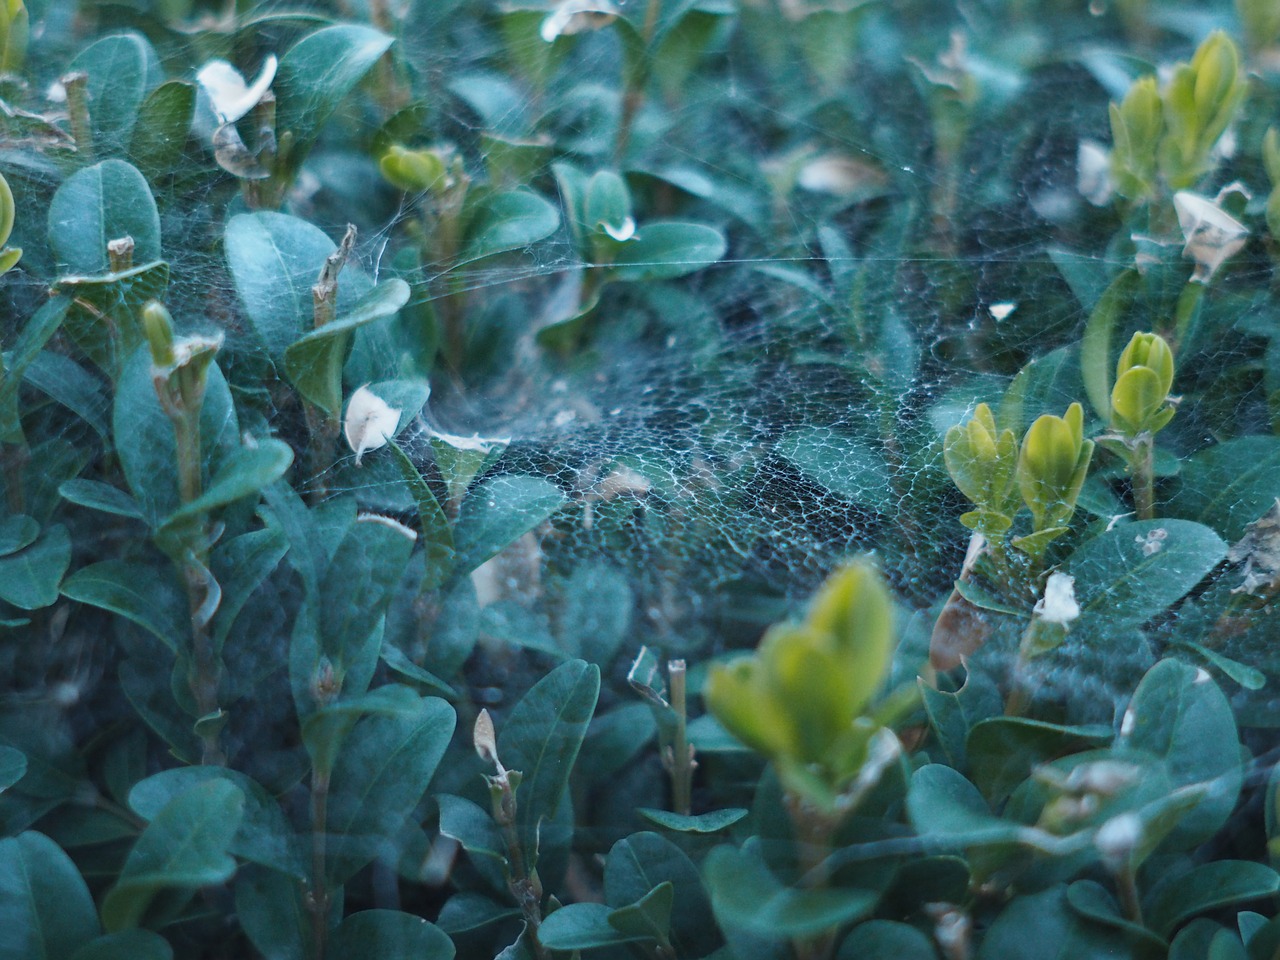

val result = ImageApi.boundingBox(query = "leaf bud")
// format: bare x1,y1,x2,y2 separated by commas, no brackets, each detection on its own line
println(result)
1111,332,1176,436
379,144,448,194
943,402,1019,534
142,300,176,368
1017,403,1094,533
0,170,19,276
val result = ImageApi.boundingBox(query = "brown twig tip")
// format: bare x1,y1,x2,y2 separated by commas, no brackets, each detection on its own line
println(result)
474,708,500,767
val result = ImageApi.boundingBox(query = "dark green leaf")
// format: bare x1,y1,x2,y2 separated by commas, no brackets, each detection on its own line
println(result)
437,793,508,892
539,902,650,950
326,694,455,884
0,524,71,610
610,221,726,281
978,885,1128,960
1169,437,1280,542
1146,861,1280,939
436,893,520,934
777,427,892,512
68,930,174,960
225,212,370,362
560,564,631,665
1119,658,1242,848
63,560,187,652
113,346,239,527
0,831,100,960
967,718,1111,805
211,527,288,650
837,920,938,960
1065,879,1166,950
128,767,305,879
275,25,393,177
235,866,309,960
329,910,455,960
284,278,410,416
130,80,194,177
0,297,71,442
608,881,673,941
605,831,716,956
1067,519,1227,632
463,189,560,261
0,745,25,792
906,764,1022,845
452,475,565,575
59,480,144,520
48,160,160,274
637,807,748,833
158,440,294,535
69,32,161,155
386,439,453,587
102,780,245,931
0,515,37,556
704,840,878,938
496,659,600,864
1168,641,1266,690
1079,268,1136,424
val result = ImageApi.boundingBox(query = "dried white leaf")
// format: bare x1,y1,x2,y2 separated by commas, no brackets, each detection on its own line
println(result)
197,55,278,125
539,0,620,42
344,385,401,465
1173,190,1249,283
601,216,636,242
1077,139,1113,206
1033,572,1079,625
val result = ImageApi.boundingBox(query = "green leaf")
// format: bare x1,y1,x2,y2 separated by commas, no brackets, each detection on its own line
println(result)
0,297,71,442
1066,519,1227,632
102,779,245,931
1065,880,1166,950
497,659,600,863
62,560,188,652
234,866,310,960
0,745,25,792
1168,437,1280,542
211,527,289,650
907,764,1023,845
0,831,100,960
452,475,566,575
560,564,631,665
48,160,160,274
0,524,71,610
978,884,1129,960
24,351,111,442
637,807,748,833
59,479,144,520
387,439,453,586
777,427,893,511
326,694,455,884
301,684,421,779
379,643,456,700
129,81,195,176
329,910,455,960
69,32,162,155
113,346,239,527
437,794,508,893
610,221,727,281
1118,658,1243,849
0,515,37,556
608,881,674,941
966,718,1111,806
1146,862,1280,939
704,840,878,938
1169,921,1247,960
539,903,650,950
437,894,519,935
225,212,370,362
158,440,294,536
837,920,939,960
284,278,410,416
68,930,174,960
1079,268,1137,423
463,189,561,261
1168,640,1266,690
275,25,393,178
128,767,305,879
605,831,717,957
